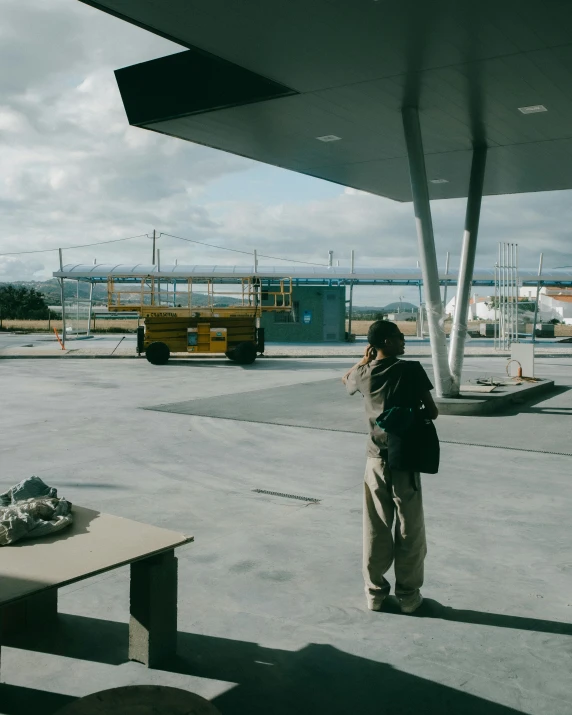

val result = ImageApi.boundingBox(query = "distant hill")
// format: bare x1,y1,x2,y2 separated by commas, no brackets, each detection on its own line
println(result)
350,302,418,316
382,301,418,313
0,279,241,306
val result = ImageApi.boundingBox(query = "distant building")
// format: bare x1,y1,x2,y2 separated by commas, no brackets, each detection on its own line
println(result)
446,287,572,325
519,287,572,325
260,285,345,342
445,294,496,321
386,311,417,321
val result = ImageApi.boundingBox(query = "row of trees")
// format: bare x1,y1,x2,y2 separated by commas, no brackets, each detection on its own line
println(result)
0,285,54,320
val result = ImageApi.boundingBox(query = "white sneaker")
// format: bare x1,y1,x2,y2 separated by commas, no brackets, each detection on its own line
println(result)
367,594,386,611
398,592,423,614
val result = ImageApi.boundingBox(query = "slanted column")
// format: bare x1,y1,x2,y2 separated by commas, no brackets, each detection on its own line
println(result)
402,106,454,397
448,145,487,393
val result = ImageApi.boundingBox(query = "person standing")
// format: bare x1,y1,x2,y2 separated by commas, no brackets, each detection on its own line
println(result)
343,320,438,614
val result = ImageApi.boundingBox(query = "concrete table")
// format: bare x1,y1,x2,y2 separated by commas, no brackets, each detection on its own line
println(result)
0,506,193,668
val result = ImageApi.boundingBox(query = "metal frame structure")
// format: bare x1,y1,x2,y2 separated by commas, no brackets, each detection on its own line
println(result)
55,258,571,378
494,243,520,351
106,275,292,317
54,264,572,288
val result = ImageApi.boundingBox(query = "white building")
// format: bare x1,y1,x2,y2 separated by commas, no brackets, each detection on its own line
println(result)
519,287,572,325
445,294,496,321
386,311,418,321
446,287,572,325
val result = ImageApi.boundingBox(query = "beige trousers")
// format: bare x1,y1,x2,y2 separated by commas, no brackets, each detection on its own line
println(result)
363,456,427,600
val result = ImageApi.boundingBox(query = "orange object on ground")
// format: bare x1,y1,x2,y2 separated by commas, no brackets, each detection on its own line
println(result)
53,327,64,350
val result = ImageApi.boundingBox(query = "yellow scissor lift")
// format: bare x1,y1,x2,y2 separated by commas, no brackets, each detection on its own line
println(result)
107,275,292,365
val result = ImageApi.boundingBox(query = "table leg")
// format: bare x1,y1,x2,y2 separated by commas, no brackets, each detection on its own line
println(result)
0,590,58,678
1,589,58,636
129,549,178,667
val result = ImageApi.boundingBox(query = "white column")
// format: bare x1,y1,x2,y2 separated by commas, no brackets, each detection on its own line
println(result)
402,106,453,397
449,145,487,393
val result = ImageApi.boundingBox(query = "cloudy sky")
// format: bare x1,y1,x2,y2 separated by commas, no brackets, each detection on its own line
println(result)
1,0,572,305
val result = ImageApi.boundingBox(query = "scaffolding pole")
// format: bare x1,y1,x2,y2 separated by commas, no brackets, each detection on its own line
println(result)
86,282,94,337
58,248,66,349
347,250,355,341
514,243,519,342
347,281,354,341
495,242,519,350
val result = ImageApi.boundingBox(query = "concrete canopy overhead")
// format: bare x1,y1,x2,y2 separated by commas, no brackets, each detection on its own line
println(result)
80,0,572,201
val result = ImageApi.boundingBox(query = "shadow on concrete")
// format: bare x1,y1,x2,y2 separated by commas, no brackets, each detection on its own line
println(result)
0,683,75,715
161,358,353,371
7,601,570,667
1,613,128,666
2,612,563,714
523,407,572,416
382,597,572,635
173,636,524,715
499,385,571,416
438,383,568,418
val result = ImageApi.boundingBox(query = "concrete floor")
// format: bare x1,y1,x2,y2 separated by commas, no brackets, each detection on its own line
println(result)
0,333,63,350
0,355,571,714
2,332,572,359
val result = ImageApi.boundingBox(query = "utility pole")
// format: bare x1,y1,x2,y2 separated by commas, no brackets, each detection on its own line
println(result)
152,229,157,264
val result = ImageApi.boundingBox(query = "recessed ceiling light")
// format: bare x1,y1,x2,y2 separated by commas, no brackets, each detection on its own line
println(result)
316,135,342,142
518,105,547,114
430,179,449,184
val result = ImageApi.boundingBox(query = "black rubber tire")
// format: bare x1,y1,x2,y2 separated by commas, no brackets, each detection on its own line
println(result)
225,350,237,361
145,341,170,365
233,341,257,365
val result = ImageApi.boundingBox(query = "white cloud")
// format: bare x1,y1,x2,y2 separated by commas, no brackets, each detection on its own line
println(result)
0,256,46,281
0,106,29,133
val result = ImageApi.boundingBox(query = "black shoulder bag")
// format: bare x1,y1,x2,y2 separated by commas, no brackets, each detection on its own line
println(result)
375,362,440,474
